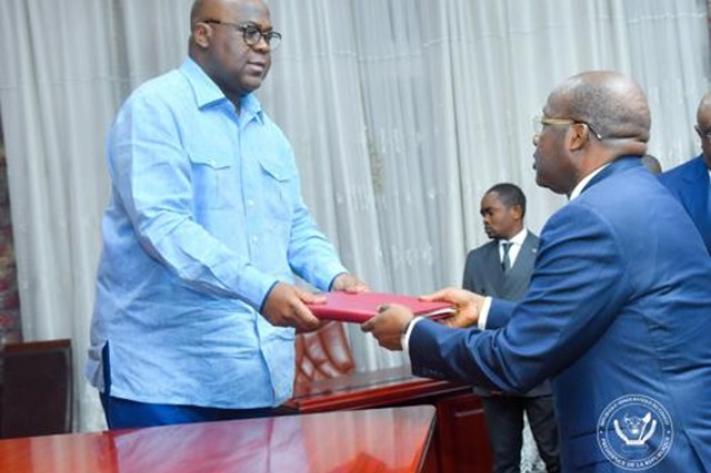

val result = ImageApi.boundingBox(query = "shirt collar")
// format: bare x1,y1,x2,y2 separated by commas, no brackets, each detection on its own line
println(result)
180,57,226,108
240,92,264,124
501,228,527,246
569,164,610,201
180,57,264,123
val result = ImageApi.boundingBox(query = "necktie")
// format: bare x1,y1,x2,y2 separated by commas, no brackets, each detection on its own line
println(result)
501,242,513,272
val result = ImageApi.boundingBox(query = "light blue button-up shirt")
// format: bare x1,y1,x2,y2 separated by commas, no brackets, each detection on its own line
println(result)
85,58,347,408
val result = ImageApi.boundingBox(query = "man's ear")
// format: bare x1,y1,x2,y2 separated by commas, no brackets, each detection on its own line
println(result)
192,23,212,49
510,204,523,222
695,125,703,140
567,123,589,151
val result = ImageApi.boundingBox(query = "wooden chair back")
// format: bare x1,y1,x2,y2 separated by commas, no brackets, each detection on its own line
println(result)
294,322,355,386
0,339,73,438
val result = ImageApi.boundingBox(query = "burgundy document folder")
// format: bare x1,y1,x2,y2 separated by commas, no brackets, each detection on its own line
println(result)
307,292,455,323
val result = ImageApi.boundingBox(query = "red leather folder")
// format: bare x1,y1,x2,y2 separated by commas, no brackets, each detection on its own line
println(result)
307,292,455,323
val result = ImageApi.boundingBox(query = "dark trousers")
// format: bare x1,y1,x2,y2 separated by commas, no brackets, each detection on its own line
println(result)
482,395,560,473
100,342,281,429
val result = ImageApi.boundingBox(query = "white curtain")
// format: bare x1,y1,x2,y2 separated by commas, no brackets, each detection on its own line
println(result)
0,0,708,433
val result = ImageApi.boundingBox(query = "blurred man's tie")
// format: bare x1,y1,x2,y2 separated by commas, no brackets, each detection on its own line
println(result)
501,242,513,272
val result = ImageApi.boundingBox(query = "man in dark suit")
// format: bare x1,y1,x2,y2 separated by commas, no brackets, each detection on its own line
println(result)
659,91,711,255
464,183,559,473
363,71,711,471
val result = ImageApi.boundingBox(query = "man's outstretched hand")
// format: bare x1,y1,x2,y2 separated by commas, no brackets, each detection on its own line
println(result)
361,303,414,351
420,287,485,328
262,282,325,332
331,273,369,293
360,287,487,351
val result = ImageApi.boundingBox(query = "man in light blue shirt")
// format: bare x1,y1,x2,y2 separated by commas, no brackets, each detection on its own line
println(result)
86,0,366,428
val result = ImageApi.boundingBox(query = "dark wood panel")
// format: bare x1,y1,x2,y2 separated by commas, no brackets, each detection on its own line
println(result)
434,393,493,473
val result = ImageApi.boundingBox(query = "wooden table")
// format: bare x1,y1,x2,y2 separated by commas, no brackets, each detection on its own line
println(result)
287,365,469,412
285,366,493,473
0,405,435,473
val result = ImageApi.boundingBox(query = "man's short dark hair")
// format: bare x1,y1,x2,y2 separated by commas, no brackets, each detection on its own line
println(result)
562,74,651,142
190,0,205,25
486,183,526,218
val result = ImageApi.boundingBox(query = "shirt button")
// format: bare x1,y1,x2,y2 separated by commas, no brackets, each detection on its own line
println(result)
252,236,258,243
247,199,254,207
210,160,217,167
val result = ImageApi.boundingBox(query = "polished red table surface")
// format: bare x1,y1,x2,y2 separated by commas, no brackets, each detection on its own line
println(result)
0,405,435,473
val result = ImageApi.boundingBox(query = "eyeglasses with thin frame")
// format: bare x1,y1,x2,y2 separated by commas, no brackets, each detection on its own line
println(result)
532,115,604,141
695,125,711,141
203,20,282,50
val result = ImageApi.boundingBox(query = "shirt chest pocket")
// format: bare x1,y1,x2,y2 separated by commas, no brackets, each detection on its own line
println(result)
257,155,296,223
188,152,235,210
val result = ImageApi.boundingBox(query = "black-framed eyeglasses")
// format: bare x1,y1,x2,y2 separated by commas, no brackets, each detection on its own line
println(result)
533,115,604,141
695,125,711,141
203,20,282,50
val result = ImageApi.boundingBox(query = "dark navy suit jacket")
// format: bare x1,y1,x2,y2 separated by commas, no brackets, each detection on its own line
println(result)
410,157,711,471
658,155,711,255
462,232,551,397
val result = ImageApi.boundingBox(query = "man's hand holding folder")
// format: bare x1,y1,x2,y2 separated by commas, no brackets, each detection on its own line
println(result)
262,273,368,332
361,288,485,350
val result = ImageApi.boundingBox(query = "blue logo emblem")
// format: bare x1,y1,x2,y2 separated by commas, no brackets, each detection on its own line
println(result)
597,394,673,470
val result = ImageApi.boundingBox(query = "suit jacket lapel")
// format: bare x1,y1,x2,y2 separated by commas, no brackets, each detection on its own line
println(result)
502,232,537,291
513,232,538,272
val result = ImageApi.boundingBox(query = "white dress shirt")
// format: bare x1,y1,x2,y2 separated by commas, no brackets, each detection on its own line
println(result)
499,227,528,269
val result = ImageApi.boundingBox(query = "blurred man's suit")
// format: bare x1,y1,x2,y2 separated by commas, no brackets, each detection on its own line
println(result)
659,155,711,255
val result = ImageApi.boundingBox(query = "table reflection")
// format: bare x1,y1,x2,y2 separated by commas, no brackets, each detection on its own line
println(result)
0,405,435,473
